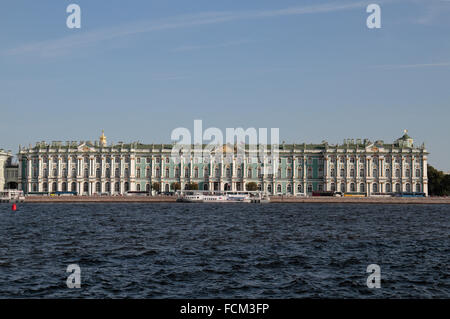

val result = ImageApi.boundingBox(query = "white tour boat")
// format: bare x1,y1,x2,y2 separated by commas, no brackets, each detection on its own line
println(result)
177,191,270,203
0,190,25,203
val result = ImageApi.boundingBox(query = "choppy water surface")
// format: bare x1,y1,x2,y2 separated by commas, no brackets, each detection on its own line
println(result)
0,203,448,298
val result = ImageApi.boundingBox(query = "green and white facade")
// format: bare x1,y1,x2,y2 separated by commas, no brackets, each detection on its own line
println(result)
17,131,429,196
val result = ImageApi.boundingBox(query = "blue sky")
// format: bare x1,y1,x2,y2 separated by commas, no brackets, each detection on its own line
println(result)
0,0,449,170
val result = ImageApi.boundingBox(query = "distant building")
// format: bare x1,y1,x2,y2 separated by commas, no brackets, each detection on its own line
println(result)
17,130,429,196
0,150,18,191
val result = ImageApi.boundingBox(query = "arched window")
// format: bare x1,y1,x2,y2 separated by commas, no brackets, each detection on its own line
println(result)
115,168,120,177
373,169,377,177
146,183,150,192
395,183,401,193
340,183,346,193
277,184,282,193
350,169,355,177
406,183,411,192
165,168,169,178
360,169,365,177
340,169,345,177
373,183,378,193
175,167,179,178
307,184,313,193
416,183,421,192
298,184,303,193
386,183,391,192
330,183,335,191
62,168,67,177
287,168,292,178
52,182,57,192
115,182,120,192
287,184,292,194
136,168,141,179
124,182,129,192
405,169,410,177
226,167,231,178
84,168,89,178
136,184,141,191
72,168,76,178
43,182,48,192
96,168,101,178
330,168,335,177
350,183,355,192
267,184,272,193
416,169,420,177
62,182,67,192
83,182,89,192
248,169,252,178
395,169,400,177
105,182,110,192
96,182,101,193
146,167,151,177
156,168,161,178
194,167,199,178
71,182,76,192
125,168,129,177
386,168,390,177
360,183,365,193
106,168,110,178
215,167,220,177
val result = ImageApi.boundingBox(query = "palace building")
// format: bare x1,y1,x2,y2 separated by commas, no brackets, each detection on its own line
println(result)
17,130,429,196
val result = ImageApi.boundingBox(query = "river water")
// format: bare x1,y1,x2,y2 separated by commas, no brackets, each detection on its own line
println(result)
0,203,448,298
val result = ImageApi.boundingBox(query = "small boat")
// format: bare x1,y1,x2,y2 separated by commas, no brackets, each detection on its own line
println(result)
0,190,25,203
177,191,270,203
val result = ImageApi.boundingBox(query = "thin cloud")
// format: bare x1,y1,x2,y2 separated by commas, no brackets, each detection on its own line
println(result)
370,62,450,69
3,1,376,58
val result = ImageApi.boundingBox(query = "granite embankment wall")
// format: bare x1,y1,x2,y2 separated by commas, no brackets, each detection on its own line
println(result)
23,196,450,204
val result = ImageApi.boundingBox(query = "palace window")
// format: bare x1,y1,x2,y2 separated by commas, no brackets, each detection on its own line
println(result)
124,182,129,192
277,184,282,193
71,182,77,192
215,167,220,177
395,183,401,192
184,167,189,178
83,182,88,192
226,167,231,178
136,184,141,191
373,169,377,177
105,182,110,192
373,183,378,193
165,168,170,178
175,167,180,178
194,167,199,178
298,184,303,193
405,169,410,177
340,157,345,163
258,168,262,178
350,169,355,177
96,168,101,178
386,168,390,177
416,184,421,192
307,184,313,193
395,169,400,177
287,184,292,193
248,169,253,178
340,183,346,193
360,183,365,193
125,168,129,177
350,183,355,192
96,182,101,193
406,183,411,192
360,169,365,177
340,168,345,177
237,168,242,178
136,168,141,179
115,182,120,192
386,183,391,192
146,167,151,177
330,183,335,192
136,158,141,164
53,168,57,177
331,169,335,177
277,168,281,178
84,168,89,178
165,157,170,164
308,167,313,178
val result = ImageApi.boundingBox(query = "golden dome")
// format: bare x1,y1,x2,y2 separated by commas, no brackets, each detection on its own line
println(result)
99,130,107,146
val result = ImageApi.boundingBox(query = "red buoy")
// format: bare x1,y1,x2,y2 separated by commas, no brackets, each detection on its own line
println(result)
12,203,17,211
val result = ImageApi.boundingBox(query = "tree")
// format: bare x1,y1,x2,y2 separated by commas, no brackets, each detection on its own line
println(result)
427,165,450,196
171,182,181,192
152,182,160,192
185,182,199,190
246,182,258,191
